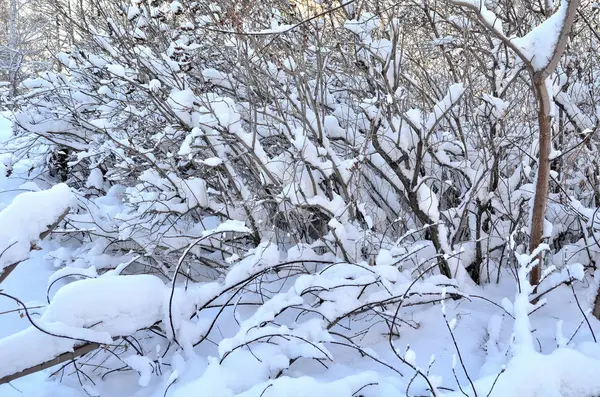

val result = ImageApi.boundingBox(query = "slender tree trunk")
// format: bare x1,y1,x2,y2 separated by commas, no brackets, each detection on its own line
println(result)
529,76,553,286
67,0,74,45
7,0,19,97
593,284,600,320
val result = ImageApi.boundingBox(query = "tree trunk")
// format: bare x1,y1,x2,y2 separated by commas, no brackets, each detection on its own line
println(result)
7,0,19,97
528,76,553,287
593,284,600,320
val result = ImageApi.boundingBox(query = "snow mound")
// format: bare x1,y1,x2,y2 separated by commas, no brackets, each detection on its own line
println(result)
0,184,74,272
0,275,165,380
455,348,600,397
42,275,165,335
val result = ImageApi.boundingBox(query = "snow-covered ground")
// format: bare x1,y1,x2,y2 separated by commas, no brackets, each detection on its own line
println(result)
2,113,600,397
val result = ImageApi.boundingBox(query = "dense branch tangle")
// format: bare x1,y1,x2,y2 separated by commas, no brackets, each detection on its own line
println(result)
4,0,600,392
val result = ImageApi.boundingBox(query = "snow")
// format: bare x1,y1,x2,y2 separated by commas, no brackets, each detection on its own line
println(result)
240,24,294,34
0,275,165,381
3,250,600,397
234,372,381,397
479,94,508,120
48,266,98,289
426,83,465,130
0,222,165,367
0,113,12,142
149,79,161,91
208,219,250,235
3,5,600,397
283,57,297,72
42,275,165,335
455,0,572,72
106,64,126,77
0,184,74,273
512,0,570,71
122,355,154,387
201,157,223,167
170,1,182,13
168,89,196,127
126,6,139,20
0,327,84,380
344,13,380,37
453,0,505,35
133,28,146,40
455,348,600,397
85,168,104,189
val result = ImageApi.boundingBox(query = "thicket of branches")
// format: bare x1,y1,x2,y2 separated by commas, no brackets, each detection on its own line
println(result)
2,0,600,395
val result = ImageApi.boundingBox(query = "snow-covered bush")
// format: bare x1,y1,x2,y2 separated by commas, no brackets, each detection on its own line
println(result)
3,0,600,396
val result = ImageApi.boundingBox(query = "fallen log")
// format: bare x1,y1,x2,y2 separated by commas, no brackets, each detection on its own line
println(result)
0,342,100,385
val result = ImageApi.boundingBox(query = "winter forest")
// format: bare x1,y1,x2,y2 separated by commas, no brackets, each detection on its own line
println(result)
2,0,600,395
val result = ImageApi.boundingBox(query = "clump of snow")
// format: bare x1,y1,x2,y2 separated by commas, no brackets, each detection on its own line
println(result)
512,0,570,71
478,94,509,120
344,13,380,37
85,168,104,189
149,79,162,91
426,83,465,130
201,157,224,167
42,275,165,335
122,354,154,387
453,0,505,35
0,184,74,272
170,1,182,13
106,64,126,77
